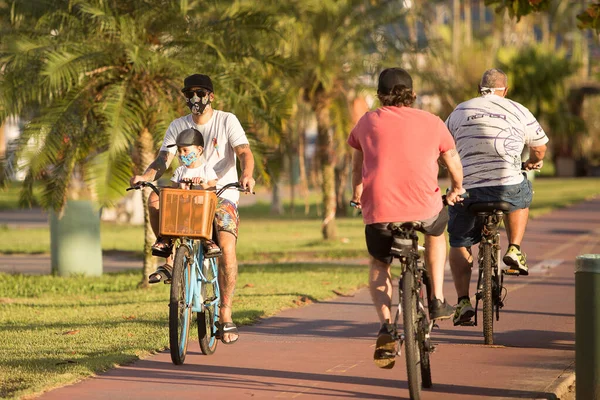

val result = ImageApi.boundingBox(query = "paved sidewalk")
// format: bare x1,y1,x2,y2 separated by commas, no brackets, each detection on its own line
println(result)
31,197,600,399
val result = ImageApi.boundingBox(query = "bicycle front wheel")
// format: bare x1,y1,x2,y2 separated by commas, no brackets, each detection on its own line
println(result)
169,245,193,365
198,257,219,355
402,268,422,400
481,243,494,345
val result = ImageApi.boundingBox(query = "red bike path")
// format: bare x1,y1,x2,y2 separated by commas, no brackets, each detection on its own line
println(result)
37,198,600,399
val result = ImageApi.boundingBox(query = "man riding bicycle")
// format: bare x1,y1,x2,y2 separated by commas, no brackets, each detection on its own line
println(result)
130,74,256,344
445,68,548,326
348,67,465,367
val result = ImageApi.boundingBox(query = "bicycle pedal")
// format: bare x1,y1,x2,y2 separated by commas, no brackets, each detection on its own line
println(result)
204,252,222,259
163,279,172,285
503,269,520,276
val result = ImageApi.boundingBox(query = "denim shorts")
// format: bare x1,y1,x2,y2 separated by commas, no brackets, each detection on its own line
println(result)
447,178,533,248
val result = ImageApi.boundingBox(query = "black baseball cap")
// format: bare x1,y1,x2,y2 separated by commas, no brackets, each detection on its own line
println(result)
167,128,205,148
377,68,413,95
181,74,213,93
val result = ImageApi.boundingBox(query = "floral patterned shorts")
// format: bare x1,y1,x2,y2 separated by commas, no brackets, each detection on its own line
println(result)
215,198,240,238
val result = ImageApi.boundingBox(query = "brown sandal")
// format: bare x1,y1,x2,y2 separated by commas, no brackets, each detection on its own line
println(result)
151,237,173,258
148,264,173,284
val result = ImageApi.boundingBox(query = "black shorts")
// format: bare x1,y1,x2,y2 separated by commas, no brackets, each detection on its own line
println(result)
365,208,449,264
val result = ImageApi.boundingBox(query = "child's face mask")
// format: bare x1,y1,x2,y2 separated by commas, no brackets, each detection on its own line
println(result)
179,152,198,167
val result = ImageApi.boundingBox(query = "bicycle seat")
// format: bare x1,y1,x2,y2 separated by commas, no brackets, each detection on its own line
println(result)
468,201,512,214
388,221,423,232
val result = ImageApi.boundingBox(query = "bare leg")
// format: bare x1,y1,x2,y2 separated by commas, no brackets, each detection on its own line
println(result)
148,192,171,273
424,233,447,301
369,256,393,324
449,246,473,299
503,208,529,246
148,191,160,237
218,230,238,343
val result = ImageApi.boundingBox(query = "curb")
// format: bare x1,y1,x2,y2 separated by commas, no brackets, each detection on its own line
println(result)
544,363,575,400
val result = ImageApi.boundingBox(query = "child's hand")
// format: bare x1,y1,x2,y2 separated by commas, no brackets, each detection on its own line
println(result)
191,177,206,188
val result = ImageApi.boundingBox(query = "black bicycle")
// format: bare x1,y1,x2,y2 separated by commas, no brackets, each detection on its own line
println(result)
390,220,434,399
459,199,519,345
458,167,539,345
351,200,437,400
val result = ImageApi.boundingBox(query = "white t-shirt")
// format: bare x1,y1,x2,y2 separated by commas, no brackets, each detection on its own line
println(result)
445,95,549,189
160,110,250,204
170,164,218,185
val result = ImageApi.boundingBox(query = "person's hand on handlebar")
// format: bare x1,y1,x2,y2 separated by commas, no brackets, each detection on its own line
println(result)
350,195,362,209
522,159,543,171
239,174,256,193
445,186,466,206
130,175,146,188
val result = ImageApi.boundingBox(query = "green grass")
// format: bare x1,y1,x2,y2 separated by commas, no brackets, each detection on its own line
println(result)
0,181,41,210
2,177,599,257
0,176,598,398
0,264,366,399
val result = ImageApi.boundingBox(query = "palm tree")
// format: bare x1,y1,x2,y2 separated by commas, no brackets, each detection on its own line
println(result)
497,45,584,170
0,0,290,284
280,0,408,239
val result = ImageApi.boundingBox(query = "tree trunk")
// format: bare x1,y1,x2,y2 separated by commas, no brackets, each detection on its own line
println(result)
313,92,337,239
270,173,284,215
465,0,472,47
134,127,157,288
335,151,351,217
541,14,550,48
479,0,486,33
297,124,310,215
452,0,461,64
288,144,296,215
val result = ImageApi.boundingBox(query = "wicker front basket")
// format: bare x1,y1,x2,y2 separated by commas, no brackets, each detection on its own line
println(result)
159,188,218,239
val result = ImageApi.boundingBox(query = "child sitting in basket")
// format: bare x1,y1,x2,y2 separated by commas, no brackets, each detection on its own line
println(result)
149,128,221,284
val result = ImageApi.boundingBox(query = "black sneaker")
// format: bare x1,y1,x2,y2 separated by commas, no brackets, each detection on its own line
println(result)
429,298,455,321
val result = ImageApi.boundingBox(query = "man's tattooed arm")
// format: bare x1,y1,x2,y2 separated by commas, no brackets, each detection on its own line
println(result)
143,151,175,181
234,143,256,192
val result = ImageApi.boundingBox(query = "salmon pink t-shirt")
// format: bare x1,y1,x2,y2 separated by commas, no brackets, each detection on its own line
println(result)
347,106,455,224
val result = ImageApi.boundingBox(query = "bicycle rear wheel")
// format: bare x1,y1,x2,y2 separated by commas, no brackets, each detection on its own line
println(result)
169,245,193,365
481,244,494,345
198,257,219,355
418,271,432,388
402,267,422,400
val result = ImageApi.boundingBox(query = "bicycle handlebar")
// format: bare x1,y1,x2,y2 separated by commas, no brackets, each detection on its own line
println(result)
215,182,255,197
126,181,255,198
350,192,470,210
521,161,543,171
126,181,160,196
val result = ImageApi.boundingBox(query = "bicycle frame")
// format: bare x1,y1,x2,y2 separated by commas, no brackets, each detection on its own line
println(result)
390,223,434,395
392,229,433,333
185,239,220,314
473,211,503,326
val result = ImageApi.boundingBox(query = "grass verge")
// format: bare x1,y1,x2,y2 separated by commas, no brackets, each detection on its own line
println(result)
2,177,599,257
0,264,366,399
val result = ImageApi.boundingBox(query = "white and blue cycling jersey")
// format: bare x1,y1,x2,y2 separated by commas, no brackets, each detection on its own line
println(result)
445,94,548,189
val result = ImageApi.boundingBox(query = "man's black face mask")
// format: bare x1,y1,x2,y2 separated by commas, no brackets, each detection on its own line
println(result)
185,91,211,115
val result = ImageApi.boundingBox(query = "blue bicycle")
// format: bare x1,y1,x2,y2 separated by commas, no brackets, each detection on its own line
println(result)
127,181,246,364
